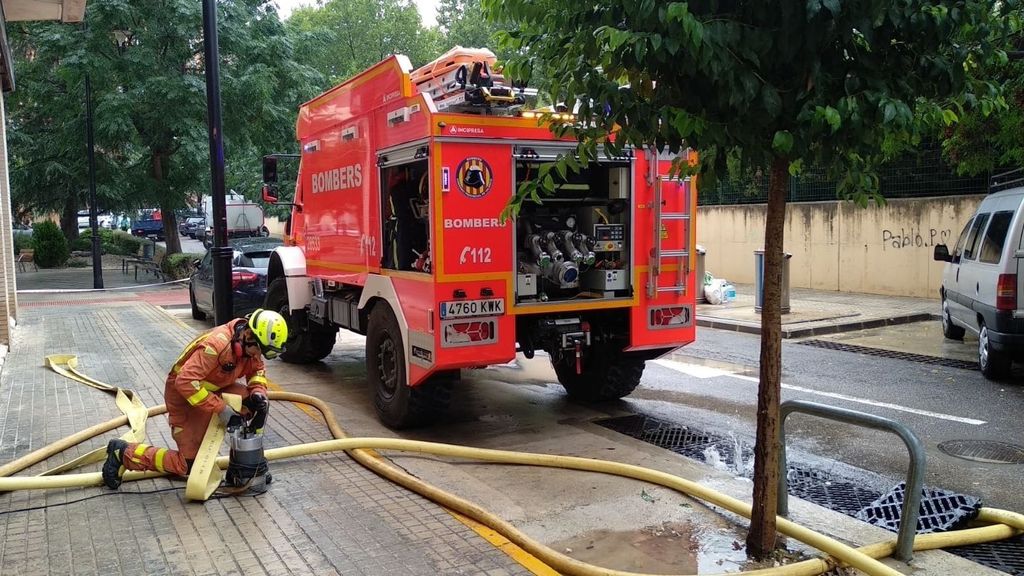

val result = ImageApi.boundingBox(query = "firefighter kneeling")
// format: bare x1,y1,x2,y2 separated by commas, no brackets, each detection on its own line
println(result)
102,309,288,490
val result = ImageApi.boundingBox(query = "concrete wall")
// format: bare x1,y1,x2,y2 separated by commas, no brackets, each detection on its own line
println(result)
0,89,16,346
697,195,984,299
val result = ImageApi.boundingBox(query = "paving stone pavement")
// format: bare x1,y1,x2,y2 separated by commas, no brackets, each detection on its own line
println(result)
0,298,528,576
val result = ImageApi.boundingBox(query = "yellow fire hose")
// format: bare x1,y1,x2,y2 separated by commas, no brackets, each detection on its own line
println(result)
0,356,1020,576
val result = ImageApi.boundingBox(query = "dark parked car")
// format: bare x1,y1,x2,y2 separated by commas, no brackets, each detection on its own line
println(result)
179,216,206,238
189,237,283,320
131,219,164,241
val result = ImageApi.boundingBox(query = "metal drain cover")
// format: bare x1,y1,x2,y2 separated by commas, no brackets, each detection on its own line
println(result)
938,440,1024,464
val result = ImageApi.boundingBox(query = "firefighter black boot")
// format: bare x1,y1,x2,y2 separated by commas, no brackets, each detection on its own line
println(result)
102,439,128,490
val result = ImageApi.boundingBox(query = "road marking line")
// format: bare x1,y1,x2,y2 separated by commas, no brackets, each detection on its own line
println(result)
654,360,987,425
447,510,558,575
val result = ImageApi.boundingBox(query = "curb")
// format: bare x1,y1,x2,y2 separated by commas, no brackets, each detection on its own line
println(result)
697,312,939,339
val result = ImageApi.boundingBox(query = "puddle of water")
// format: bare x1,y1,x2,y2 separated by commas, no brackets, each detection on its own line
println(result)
548,520,751,574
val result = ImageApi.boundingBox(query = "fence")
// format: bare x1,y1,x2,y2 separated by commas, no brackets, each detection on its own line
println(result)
699,142,993,206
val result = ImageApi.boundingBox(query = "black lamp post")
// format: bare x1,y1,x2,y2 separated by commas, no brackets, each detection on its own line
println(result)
202,0,232,323
84,55,102,289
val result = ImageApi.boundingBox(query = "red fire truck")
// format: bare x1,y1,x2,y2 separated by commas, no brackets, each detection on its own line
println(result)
261,47,697,428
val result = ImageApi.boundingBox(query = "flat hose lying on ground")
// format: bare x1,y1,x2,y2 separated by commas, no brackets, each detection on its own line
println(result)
1,364,1021,576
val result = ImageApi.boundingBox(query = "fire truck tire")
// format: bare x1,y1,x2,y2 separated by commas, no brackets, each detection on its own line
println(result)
266,278,336,364
368,304,451,428
552,350,645,401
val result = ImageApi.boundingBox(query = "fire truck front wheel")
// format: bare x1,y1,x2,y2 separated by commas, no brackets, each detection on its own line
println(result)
266,278,336,364
367,304,452,428
552,347,645,402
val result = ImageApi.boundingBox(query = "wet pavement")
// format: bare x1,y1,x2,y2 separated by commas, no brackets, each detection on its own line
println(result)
0,272,1012,575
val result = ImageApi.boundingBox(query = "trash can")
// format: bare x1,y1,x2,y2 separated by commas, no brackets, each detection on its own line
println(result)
142,240,155,261
754,250,791,314
695,244,707,303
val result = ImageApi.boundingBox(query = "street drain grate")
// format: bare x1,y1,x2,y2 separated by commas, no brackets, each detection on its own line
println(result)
796,339,979,370
598,412,1024,575
949,536,1024,575
938,440,1024,464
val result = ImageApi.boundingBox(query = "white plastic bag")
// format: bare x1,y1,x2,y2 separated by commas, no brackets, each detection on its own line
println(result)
704,278,727,305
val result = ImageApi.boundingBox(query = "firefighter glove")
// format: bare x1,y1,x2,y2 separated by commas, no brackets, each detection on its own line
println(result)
249,391,268,411
218,405,242,428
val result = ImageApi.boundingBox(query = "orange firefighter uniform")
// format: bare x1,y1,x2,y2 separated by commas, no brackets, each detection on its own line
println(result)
121,319,268,476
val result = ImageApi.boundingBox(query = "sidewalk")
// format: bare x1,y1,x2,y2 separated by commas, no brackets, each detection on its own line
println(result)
0,293,526,576
698,283,938,339
0,286,1001,574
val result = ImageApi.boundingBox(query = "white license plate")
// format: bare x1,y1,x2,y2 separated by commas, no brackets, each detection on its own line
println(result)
440,298,505,319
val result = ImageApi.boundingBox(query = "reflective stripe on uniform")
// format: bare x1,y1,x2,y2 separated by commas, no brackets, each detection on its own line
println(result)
249,375,268,386
187,387,210,406
154,448,168,473
131,443,148,464
201,381,220,392
172,333,209,374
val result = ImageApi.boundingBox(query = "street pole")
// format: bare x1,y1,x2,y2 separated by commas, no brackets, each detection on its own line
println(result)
84,74,103,289
202,0,232,323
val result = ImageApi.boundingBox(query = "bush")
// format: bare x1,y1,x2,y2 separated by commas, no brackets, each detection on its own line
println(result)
162,252,202,280
13,233,32,257
76,229,146,256
66,257,89,268
31,221,69,268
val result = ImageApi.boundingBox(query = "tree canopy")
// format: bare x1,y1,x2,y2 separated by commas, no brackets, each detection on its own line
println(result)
484,0,1012,556
7,0,319,252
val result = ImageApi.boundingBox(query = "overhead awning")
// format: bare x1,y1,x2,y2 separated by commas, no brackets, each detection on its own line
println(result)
2,0,86,23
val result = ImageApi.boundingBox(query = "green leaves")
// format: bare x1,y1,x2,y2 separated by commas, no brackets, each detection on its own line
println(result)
772,131,794,155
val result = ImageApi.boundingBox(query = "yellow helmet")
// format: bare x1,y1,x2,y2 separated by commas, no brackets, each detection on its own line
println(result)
248,308,288,359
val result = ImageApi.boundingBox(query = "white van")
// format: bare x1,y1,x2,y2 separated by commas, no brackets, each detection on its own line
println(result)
934,170,1024,379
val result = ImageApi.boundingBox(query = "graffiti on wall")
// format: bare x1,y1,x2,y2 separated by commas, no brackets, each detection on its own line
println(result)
881,227,952,250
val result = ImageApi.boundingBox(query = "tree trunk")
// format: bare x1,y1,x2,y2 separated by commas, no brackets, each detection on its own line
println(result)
60,192,80,241
152,152,182,255
746,156,789,558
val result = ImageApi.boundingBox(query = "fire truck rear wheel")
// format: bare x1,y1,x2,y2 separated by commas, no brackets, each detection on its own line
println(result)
367,303,451,428
552,348,645,402
266,278,336,364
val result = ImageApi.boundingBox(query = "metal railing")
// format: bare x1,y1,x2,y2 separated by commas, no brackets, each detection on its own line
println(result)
777,400,926,562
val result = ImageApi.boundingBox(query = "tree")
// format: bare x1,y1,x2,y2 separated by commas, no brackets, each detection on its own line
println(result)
483,0,1009,557
435,0,497,51
943,7,1024,175
287,0,442,86
7,0,318,255
6,22,108,240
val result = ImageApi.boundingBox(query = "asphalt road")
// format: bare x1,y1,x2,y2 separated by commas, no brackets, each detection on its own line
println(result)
658,327,1024,512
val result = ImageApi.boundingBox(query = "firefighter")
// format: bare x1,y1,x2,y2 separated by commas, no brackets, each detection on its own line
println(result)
101,309,288,489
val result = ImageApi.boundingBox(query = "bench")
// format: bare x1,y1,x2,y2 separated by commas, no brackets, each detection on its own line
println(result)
130,259,163,281
17,249,37,272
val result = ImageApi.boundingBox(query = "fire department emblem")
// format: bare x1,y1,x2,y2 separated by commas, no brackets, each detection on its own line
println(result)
455,157,493,199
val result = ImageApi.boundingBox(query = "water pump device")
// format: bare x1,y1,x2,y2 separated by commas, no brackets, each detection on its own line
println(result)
222,405,271,495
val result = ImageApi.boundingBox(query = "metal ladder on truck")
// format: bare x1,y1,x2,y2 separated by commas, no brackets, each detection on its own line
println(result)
646,147,693,299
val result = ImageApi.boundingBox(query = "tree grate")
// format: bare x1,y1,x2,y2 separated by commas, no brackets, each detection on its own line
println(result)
796,339,979,370
597,413,1024,575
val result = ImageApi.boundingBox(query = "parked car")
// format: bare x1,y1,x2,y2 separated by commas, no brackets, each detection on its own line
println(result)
179,216,206,238
77,210,113,230
189,237,283,320
131,218,165,241
934,169,1024,380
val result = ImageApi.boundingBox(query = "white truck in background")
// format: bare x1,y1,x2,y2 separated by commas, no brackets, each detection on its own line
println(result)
200,192,269,246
